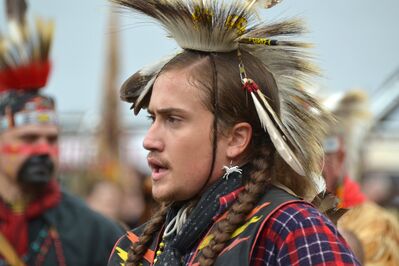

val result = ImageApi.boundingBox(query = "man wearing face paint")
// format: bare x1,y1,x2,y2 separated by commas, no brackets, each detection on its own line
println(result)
0,1,123,265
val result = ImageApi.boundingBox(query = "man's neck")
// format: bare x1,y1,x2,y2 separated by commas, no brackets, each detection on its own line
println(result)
0,175,25,205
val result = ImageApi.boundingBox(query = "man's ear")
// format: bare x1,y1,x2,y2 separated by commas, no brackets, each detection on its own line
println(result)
226,122,252,158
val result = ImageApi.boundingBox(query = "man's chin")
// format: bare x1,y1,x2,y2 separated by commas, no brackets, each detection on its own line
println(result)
20,176,53,192
152,192,172,203
152,187,177,202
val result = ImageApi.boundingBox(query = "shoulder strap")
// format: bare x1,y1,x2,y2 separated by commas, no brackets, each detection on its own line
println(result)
0,233,26,266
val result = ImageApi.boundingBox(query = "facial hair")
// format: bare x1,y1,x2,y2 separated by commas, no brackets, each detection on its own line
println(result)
17,154,55,185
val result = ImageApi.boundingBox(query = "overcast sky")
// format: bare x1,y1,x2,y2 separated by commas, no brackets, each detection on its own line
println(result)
1,0,398,116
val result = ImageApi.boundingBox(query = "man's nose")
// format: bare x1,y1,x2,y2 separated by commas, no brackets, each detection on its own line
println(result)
31,138,58,157
30,143,52,155
143,124,164,152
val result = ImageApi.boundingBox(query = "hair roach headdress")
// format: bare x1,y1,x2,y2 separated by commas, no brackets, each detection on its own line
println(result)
113,0,330,178
0,0,57,131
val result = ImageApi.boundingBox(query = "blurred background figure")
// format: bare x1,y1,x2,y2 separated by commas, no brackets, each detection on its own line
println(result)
86,180,123,222
338,201,399,266
68,9,147,229
0,0,123,265
322,90,370,208
322,89,399,265
338,228,365,265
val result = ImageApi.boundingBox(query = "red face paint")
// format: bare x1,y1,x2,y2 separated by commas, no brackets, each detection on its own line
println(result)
0,143,59,157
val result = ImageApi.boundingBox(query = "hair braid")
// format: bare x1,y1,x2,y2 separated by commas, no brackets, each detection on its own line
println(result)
126,203,170,266
198,145,274,266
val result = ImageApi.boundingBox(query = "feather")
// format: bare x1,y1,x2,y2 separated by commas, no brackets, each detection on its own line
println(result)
5,0,29,64
240,18,329,177
113,0,257,52
256,89,302,154
246,0,282,9
120,53,177,113
6,0,27,24
134,75,155,114
251,91,305,176
0,0,53,91
311,191,348,225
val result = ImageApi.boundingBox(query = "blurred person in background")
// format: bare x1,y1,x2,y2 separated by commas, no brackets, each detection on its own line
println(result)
338,228,365,265
108,0,360,265
83,8,146,230
338,201,399,266
86,180,125,223
323,90,399,265
0,1,123,265
322,90,369,208
85,169,146,229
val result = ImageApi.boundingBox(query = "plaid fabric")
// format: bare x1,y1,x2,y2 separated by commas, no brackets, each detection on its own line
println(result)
181,187,360,265
250,202,361,266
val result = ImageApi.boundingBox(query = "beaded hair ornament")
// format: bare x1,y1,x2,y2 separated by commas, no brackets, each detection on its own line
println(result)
113,0,329,178
0,0,57,131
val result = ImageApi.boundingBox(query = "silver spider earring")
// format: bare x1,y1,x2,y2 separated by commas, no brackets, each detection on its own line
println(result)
222,161,242,180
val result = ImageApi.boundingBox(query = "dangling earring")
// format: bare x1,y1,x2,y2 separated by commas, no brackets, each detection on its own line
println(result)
222,160,242,180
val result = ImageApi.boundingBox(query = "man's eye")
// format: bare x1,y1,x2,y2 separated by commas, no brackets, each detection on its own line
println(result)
147,115,155,123
20,134,38,143
167,116,180,124
47,135,58,144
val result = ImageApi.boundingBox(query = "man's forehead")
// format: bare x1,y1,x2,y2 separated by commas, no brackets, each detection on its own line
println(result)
8,124,59,136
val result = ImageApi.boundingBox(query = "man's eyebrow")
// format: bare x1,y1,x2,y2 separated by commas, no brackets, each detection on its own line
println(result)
147,107,188,115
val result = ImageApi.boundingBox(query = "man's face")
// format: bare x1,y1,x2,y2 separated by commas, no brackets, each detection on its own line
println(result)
322,137,346,193
143,69,229,202
0,124,59,184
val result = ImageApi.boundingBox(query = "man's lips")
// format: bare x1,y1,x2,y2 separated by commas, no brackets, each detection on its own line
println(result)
147,157,170,181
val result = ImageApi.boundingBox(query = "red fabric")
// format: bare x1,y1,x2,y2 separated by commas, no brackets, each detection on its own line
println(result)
0,180,61,256
341,175,367,208
0,61,51,92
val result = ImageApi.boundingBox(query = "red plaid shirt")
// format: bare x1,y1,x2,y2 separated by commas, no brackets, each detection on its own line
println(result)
250,202,360,265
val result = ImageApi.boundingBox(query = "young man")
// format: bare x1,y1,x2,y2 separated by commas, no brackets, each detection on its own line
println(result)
0,2,123,265
108,0,360,265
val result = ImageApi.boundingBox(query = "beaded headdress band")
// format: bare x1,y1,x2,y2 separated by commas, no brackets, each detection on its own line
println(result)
113,0,330,178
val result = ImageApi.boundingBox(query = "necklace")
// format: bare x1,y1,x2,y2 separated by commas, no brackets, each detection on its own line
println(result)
153,205,190,265
153,239,166,265
163,205,189,239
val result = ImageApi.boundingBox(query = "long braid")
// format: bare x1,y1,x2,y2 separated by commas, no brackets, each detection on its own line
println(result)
126,203,170,265
198,144,275,266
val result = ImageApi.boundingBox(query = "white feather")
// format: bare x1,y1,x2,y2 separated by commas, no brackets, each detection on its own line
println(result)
257,90,302,153
251,92,305,176
138,51,181,76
